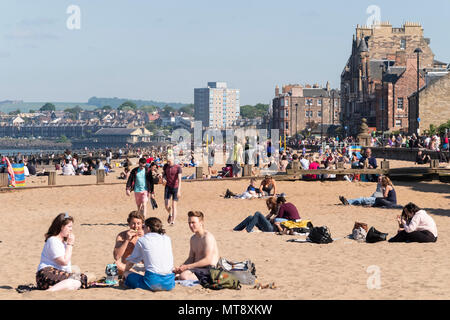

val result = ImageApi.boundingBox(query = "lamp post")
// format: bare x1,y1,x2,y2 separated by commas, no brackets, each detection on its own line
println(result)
414,48,422,136
380,64,384,146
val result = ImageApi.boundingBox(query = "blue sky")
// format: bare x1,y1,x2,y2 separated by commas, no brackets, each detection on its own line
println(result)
1,0,449,105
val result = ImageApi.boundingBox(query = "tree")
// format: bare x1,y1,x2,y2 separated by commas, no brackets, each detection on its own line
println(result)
102,105,112,110
8,109,21,115
57,135,69,143
161,105,175,117
140,105,158,113
118,101,137,111
179,104,194,116
240,103,269,119
40,103,56,112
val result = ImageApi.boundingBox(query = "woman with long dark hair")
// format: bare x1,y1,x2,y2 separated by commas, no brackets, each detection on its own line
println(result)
122,217,175,291
36,213,88,291
389,203,438,243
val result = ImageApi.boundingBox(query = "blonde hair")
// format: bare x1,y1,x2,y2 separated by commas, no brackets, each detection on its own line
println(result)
381,176,394,188
188,211,204,221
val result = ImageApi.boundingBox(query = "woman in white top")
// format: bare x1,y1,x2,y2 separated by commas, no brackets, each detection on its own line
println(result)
36,213,88,291
123,217,175,291
389,203,438,243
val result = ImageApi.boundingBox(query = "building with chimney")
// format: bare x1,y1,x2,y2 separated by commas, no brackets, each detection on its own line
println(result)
340,22,448,135
271,83,340,138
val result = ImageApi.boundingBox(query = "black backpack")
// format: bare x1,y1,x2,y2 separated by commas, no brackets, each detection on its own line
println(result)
366,227,388,243
308,226,333,244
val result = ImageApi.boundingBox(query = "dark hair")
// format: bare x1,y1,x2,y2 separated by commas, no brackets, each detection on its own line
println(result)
150,162,157,167
292,154,299,160
188,211,204,221
145,217,165,235
45,213,74,242
127,210,145,224
139,158,147,164
276,196,287,204
403,203,421,219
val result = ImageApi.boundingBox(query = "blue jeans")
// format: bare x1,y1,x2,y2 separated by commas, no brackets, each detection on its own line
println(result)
125,271,175,291
233,212,275,233
348,197,376,206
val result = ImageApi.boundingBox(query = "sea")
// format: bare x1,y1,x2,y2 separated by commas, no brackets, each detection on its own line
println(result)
0,149,65,156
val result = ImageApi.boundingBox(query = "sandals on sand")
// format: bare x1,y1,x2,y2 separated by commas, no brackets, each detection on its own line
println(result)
253,282,276,290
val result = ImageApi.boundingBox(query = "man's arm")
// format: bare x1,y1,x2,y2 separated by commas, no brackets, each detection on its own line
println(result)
182,234,216,270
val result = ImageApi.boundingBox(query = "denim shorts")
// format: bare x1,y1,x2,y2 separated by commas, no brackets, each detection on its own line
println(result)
125,271,175,291
164,186,178,201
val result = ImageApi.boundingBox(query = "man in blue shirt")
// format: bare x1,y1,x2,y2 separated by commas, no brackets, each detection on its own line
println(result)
126,158,155,218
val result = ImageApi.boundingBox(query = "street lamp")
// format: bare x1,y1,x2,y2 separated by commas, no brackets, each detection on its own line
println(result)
379,64,384,145
414,48,422,136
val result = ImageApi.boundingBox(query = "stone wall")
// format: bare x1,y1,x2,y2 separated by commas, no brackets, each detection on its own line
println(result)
371,147,449,162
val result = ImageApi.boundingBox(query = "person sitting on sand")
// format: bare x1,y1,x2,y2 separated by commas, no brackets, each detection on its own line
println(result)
389,203,437,243
233,197,280,233
339,175,384,206
260,175,277,196
416,150,431,165
114,211,145,274
373,176,397,208
61,158,76,176
173,211,220,281
272,196,301,234
122,217,175,291
36,213,88,291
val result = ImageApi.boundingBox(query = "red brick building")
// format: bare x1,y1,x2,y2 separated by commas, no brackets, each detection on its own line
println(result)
341,22,447,135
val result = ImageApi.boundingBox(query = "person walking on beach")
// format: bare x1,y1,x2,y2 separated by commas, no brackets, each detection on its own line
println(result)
36,213,88,291
163,156,182,225
174,211,220,281
126,158,155,218
122,217,175,291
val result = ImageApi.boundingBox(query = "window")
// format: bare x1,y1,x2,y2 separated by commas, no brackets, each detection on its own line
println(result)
397,97,404,110
285,100,289,107
286,110,289,118
285,122,289,129
400,38,406,50
306,99,313,106
318,111,322,117
395,119,402,127
317,99,322,106
305,111,313,117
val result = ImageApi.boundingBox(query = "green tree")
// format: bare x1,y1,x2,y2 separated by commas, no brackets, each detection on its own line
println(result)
57,135,69,143
240,103,269,119
179,104,194,116
8,109,21,115
140,105,158,113
40,103,56,112
118,101,137,111
161,105,175,117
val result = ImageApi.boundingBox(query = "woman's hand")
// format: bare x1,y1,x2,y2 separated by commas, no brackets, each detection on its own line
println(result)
125,230,137,241
67,233,75,245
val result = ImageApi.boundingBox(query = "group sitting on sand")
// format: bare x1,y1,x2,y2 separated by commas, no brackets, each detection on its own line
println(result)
35,209,220,292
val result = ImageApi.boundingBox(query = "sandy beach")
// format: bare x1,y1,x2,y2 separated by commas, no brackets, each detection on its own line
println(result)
0,160,449,300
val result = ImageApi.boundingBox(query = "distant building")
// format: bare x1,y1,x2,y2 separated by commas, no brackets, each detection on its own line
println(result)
341,22,447,135
194,82,240,129
94,127,152,145
408,72,450,134
271,83,341,137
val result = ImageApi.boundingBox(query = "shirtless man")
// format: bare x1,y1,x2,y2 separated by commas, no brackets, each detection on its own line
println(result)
173,211,220,280
114,211,145,274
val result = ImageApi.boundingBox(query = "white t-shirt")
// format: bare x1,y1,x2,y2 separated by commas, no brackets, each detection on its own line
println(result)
37,236,71,273
300,159,310,170
403,210,438,238
62,164,75,176
126,233,174,275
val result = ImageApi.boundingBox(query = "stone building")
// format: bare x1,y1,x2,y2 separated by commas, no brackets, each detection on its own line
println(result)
341,22,447,135
93,127,152,145
408,72,450,134
271,83,340,138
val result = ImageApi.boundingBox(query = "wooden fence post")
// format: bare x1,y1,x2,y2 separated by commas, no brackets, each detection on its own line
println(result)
381,161,390,169
195,167,203,179
0,173,9,187
97,169,105,184
430,159,440,169
48,171,56,186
